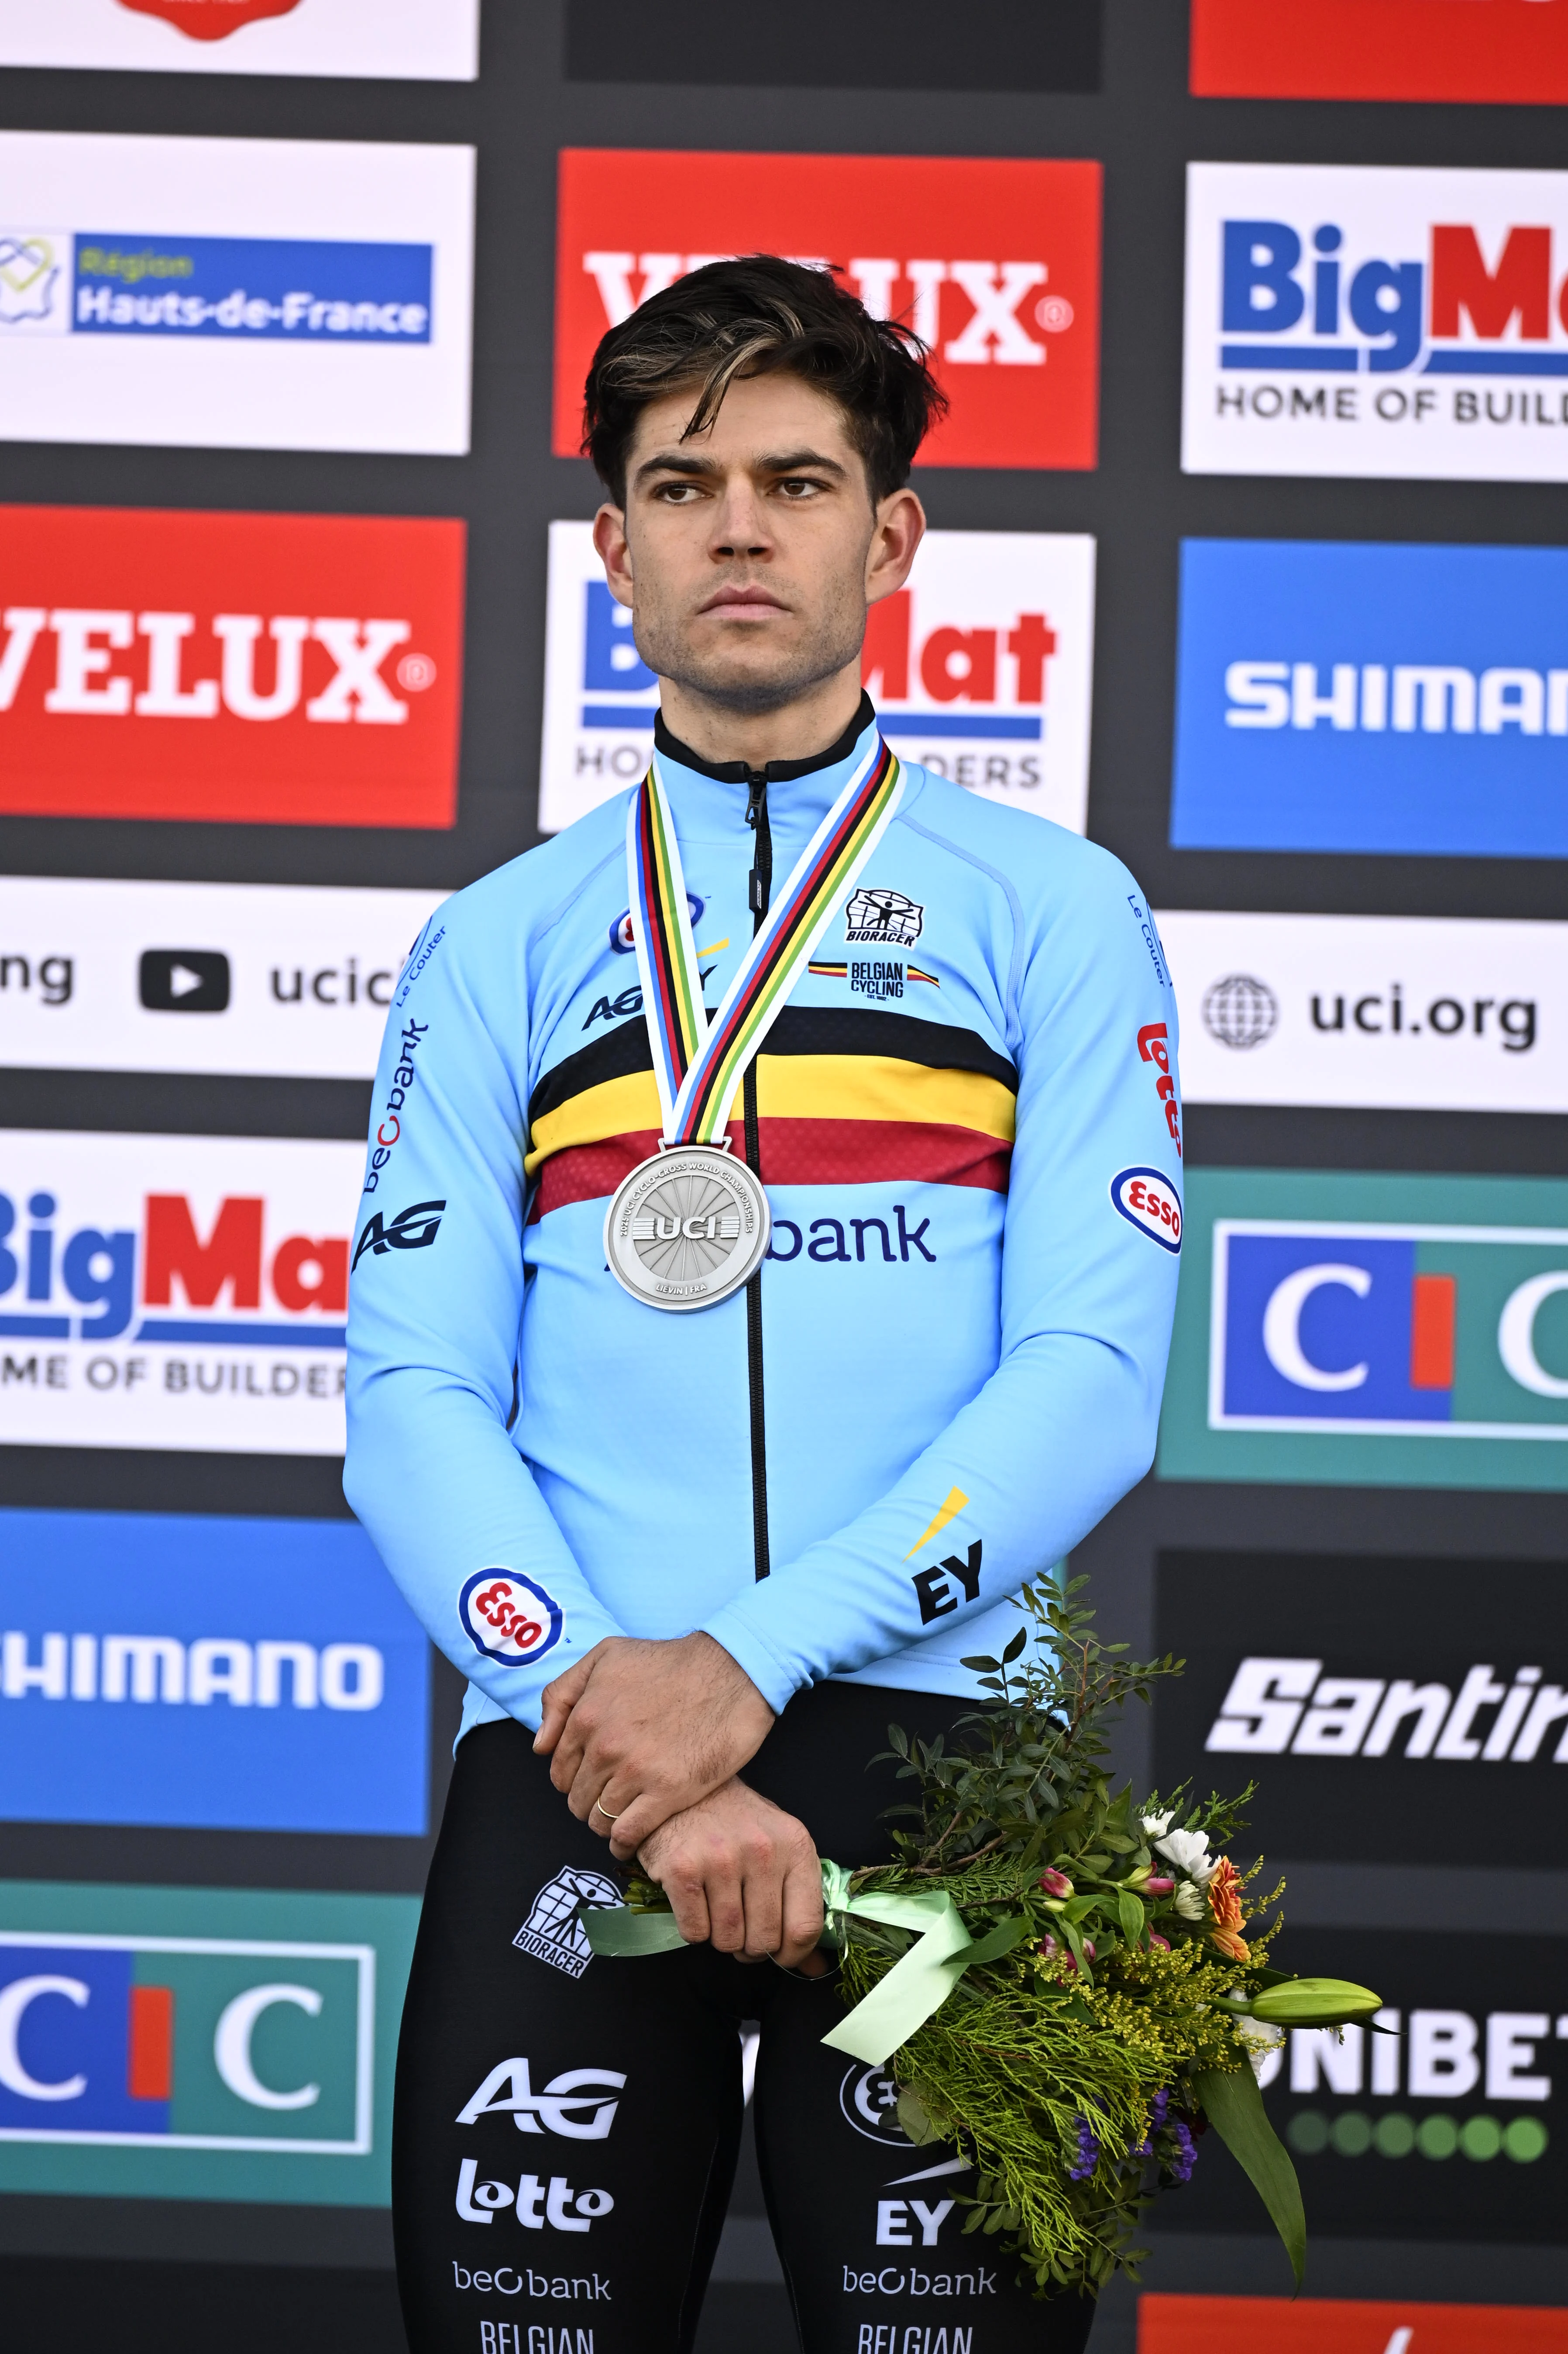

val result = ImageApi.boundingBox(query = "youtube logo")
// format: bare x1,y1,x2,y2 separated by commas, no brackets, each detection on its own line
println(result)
138,949,232,1014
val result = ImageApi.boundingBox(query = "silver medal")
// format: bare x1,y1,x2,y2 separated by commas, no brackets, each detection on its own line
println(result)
603,1143,771,1312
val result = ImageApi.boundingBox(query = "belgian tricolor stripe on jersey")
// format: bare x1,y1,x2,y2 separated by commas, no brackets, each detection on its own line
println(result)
525,1008,1017,1224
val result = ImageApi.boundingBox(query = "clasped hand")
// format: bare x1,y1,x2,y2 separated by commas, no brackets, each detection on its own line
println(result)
534,1632,825,1971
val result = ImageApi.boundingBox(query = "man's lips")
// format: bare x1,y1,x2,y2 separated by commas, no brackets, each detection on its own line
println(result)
699,585,789,618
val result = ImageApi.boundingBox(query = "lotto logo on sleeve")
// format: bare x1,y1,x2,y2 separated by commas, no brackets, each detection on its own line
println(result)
1159,1168,1568,1493
1184,163,1568,483
1170,539,1568,861
459,1572,564,1669
0,505,464,827
553,149,1101,471
539,522,1095,833
1190,0,1568,108
0,130,474,454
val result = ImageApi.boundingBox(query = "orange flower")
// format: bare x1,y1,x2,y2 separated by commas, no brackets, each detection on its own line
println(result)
1207,1857,1249,1960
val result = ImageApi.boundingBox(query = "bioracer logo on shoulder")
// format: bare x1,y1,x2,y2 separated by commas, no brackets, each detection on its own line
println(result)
539,523,1095,835
1185,162,1568,483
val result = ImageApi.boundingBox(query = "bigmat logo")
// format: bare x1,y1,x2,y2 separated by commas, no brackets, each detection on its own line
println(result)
0,0,480,79
1184,163,1568,482
0,131,474,454
1159,1169,1568,1493
553,149,1101,471
0,1131,363,1457
1169,539,1568,860
0,1509,428,1836
0,1880,417,2206
0,507,464,827
1140,2292,1568,2353
1191,0,1568,108
0,877,444,1075
1156,909,1568,1115
539,522,1095,833
1154,1550,1568,1870
1152,1929,1568,2247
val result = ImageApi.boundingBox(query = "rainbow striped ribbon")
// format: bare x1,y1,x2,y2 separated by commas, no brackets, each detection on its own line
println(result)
626,730,904,1145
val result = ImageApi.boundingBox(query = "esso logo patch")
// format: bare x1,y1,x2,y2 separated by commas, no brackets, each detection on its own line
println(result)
459,1569,564,1666
1110,1167,1183,1255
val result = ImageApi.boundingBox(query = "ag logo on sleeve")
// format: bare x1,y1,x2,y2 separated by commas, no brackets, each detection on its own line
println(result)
458,1570,563,1667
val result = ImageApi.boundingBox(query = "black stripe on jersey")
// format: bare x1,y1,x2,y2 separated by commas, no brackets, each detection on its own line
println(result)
527,1006,1017,1132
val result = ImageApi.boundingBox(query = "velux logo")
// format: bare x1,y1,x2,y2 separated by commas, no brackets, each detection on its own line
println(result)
0,505,465,829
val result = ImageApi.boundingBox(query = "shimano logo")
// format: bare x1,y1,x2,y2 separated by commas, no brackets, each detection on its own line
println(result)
1207,1656,1568,1765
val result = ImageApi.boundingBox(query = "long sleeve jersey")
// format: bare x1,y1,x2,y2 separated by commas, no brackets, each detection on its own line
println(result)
344,701,1183,1746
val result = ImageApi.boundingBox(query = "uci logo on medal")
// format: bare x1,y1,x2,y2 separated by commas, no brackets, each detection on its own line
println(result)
459,1570,563,1669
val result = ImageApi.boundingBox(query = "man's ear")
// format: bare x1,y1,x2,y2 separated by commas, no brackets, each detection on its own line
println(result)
593,502,635,610
866,487,925,609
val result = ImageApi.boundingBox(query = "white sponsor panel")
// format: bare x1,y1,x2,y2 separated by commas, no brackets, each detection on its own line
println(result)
0,131,474,454
0,0,479,78
0,878,444,1078
0,1132,363,1455
1158,910,1566,1114
538,522,1095,836
1185,162,1568,482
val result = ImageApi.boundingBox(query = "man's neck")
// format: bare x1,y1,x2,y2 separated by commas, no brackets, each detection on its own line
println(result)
654,663,864,771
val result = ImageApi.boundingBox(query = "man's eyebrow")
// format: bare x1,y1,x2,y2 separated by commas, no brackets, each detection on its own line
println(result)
633,446,850,486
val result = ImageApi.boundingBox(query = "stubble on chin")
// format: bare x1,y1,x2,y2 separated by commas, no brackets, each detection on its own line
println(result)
632,591,866,718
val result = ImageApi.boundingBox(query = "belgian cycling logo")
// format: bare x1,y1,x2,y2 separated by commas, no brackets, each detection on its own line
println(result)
839,2064,914,2145
459,1570,563,1669
0,234,64,327
845,888,924,947
513,1867,623,1981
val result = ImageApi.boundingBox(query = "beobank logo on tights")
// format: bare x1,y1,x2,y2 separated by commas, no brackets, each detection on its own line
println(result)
553,150,1101,471
1191,0,1568,109
0,504,465,827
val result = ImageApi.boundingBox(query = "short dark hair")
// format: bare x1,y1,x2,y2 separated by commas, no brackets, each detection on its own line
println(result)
581,254,947,509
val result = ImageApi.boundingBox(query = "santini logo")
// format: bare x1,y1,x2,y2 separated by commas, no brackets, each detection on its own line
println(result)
1207,1657,1568,1765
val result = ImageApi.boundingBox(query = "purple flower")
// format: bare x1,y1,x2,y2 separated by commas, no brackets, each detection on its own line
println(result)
1135,2089,1172,2157
1169,2120,1197,2184
1069,2117,1100,2182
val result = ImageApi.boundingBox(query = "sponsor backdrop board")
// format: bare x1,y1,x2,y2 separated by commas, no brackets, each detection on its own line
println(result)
0,1131,364,1456
0,1508,429,1835
1139,2294,1568,2353
0,878,445,1075
0,0,480,79
1158,911,1566,1115
0,131,475,455
539,521,1096,835
1169,540,1568,860
0,1880,417,2205
1155,1927,1568,2246
1159,1168,1568,1493
1183,164,1568,483
0,506,466,828
552,149,1102,472
1190,0,1568,108
1153,1550,1567,1869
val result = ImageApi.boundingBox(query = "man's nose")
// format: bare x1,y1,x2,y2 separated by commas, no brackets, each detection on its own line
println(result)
709,480,772,557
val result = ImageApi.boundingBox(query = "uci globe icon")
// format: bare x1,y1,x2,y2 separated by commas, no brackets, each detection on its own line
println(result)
1202,972,1278,1051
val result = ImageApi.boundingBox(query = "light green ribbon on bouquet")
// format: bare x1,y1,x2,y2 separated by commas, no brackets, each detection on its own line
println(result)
581,1859,1027,2068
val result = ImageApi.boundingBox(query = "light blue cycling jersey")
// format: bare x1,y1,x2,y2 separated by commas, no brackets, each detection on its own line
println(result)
344,701,1183,1745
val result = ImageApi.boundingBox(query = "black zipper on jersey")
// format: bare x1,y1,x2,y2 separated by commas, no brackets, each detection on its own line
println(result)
743,770,773,1583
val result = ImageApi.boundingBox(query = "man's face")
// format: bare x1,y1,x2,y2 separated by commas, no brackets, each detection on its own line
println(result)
593,372,920,718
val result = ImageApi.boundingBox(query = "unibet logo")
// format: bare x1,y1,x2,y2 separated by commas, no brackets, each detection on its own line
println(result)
0,1929,371,2149
1258,2008,1557,2166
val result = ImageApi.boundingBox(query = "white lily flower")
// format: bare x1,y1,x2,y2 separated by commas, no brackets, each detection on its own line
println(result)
1156,1828,1217,1884
1140,1810,1174,1838
1173,1880,1207,1921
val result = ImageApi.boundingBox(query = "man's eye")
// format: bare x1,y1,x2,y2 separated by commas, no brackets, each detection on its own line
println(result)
653,481,703,502
777,479,824,498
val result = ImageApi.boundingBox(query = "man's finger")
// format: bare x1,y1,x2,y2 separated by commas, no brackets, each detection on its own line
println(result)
601,1790,678,1860
533,1650,598,1756
703,1860,747,1955
660,1869,712,1949
778,1848,827,1971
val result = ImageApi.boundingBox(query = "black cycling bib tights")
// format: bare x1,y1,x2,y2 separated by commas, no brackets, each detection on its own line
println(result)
393,1682,1097,2354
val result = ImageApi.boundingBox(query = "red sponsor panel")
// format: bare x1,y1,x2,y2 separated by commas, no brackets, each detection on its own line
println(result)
1140,2294,1568,2352
553,149,1100,471
118,0,303,34
1191,0,1568,105
0,505,464,828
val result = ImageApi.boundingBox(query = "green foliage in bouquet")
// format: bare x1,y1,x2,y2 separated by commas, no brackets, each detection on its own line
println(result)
822,1576,1368,2298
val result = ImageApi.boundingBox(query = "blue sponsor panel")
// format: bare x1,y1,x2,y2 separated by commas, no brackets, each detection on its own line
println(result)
1170,538,1568,859
1218,1233,1448,1424
0,1509,428,1834
70,234,431,340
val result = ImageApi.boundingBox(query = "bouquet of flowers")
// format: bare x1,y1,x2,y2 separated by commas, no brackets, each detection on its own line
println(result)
586,1576,1379,2300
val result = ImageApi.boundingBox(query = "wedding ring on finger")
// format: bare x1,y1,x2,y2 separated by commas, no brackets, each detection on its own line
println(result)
592,1799,621,1823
